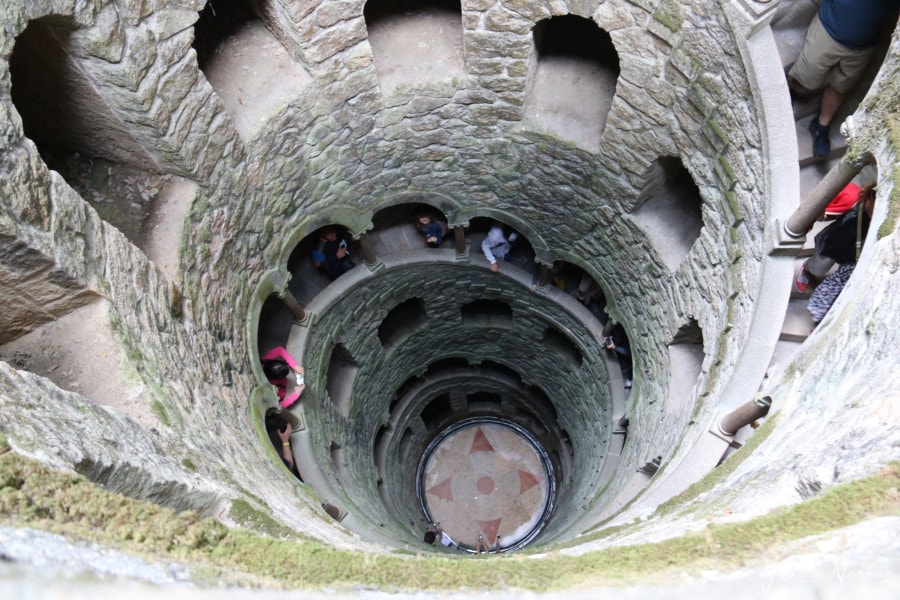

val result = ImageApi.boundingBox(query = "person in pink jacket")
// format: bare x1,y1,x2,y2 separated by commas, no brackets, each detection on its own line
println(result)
260,346,305,408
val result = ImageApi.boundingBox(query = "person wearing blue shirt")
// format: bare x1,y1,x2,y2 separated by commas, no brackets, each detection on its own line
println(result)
416,214,448,247
788,0,900,157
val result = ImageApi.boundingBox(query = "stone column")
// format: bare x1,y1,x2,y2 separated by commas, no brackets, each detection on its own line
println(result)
356,233,380,270
536,264,551,287
784,158,869,238
719,395,772,437
277,289,308,325
454,226,468,259
273,269,308,325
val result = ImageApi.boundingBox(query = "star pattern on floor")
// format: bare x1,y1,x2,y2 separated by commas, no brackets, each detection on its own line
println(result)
423,424,550,547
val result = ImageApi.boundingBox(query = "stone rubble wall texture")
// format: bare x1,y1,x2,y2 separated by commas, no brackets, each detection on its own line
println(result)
0,0,364,547
568,21,900,552
0,0,894,566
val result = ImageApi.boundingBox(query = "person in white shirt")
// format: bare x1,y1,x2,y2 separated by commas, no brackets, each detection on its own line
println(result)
481,224,517,273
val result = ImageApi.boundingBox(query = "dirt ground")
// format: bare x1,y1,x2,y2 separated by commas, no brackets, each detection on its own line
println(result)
0,300,159,429
4,139,192,428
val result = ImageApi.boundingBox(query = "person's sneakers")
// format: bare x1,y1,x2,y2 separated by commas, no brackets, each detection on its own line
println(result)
795,262,811,294
809,117,830,157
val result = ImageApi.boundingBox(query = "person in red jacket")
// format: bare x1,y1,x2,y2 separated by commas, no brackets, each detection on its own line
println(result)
261,346,305,408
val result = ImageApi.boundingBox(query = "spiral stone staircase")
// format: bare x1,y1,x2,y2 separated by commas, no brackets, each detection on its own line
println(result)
1,0,899,595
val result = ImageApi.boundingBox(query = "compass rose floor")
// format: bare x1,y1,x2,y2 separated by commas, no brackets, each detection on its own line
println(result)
418,419,554,551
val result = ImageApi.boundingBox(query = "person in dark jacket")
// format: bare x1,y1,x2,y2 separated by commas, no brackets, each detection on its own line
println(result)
796,182,875,293
805,184,876,326
312,226,355,280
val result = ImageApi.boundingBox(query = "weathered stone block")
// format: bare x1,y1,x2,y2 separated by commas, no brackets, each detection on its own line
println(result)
69,3,125,62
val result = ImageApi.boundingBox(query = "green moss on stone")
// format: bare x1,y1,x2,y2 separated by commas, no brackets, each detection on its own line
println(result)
182,458,196,472
150,399,171,428
2,451,898,591
706,118,729,146
655,413,780,517
718,157,737,188
229,498,291,539
189,194,210,218
724,190,743,224
877,126,900,240
653,0,683,33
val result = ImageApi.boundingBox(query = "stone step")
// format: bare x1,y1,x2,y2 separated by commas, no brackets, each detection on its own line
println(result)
367,224,422,255
796,117,847,167
781,297,814,342
773,27,807,70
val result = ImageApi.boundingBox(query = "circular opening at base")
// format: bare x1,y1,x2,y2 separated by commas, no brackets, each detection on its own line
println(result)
417,416,556,552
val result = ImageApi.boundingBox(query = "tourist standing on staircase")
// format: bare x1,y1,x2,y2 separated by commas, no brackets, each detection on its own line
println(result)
787,0,900,157
806,184,876,326
482,223,518,273
416,214,449,247
312,226,356,280
261,345,305,408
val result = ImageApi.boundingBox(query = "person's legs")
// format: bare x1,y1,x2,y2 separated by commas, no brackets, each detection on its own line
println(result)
616,351,633,388
806,253,835,279
817,84,843,126
809,40,875,156
788,13,835,93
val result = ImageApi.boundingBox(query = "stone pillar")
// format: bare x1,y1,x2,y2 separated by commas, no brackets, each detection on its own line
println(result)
356,233,380,270
277,289,308,325
719,395,772,437
784,158,869,238
454,226,467,259
273,269,308,325
536,264,551,288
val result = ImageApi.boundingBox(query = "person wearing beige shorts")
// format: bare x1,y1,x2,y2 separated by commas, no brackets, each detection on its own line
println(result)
788,0,900,157
789,13,874,96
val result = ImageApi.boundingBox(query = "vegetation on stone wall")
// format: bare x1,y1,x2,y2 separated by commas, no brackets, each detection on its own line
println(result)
2,451,897,591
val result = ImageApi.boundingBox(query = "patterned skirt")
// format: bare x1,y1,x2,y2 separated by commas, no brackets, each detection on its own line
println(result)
808,263,855,324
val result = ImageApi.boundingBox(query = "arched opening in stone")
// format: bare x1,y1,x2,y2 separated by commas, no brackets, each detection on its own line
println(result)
541,327,583,370
672,318,703,345
287,225,358,303
523,15,620,152
370,201,451,253
193,0,312,140
514,409,546,436
326,343,358,417
398,425,415,463
461,299,513,327
630,157,704,272
467,216,537,272
8,16,181,253
527,385,558,425
364,0,465,95
421,393,453,430
378,298,427,352
329,441,345,475
10,17,160,171
666,318,705,414
426,357,470,375
0,299,162,427
538,260,608,316
479,360,523,384
466,391,501,412
257,294,294,354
